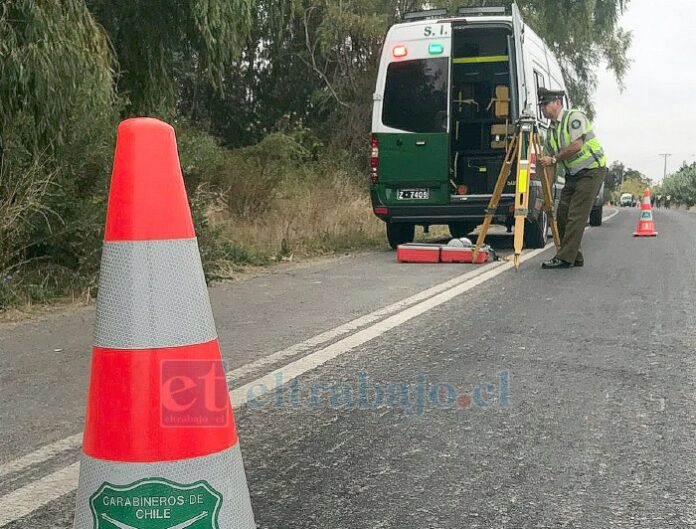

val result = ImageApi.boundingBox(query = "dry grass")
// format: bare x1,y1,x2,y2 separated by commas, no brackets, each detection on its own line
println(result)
208,170,386,263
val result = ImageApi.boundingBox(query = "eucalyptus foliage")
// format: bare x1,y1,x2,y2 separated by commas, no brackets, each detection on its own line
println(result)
203,0,631,152
517,0,632,115
0,0,116,160
86,0,254,116
0,0,636,307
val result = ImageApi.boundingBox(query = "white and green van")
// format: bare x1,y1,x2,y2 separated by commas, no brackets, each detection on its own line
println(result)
370,6,602,248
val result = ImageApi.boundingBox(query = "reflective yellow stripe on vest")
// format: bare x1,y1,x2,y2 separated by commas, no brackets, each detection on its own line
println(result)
548,109,606,175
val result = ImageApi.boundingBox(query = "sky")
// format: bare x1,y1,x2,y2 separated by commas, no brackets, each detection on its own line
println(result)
593,0,696,182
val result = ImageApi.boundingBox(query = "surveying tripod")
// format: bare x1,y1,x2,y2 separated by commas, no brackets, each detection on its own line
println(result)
471,116,561,270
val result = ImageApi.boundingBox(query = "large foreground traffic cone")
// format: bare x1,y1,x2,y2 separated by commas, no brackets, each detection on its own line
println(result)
73,118,255,528
633,188,658,237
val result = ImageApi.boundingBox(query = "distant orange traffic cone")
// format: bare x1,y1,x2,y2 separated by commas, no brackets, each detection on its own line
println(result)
72,118,255,528
633,188,658,237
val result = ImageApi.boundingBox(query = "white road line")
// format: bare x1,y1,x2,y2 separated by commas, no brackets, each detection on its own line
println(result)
602,207,620,223
0,257,519,524
1,215,619,524
0,462,80,526
0,262,501,488
0,433,82,479
230,246,553,408
226,261,504,383
1,208,619,487
228,207,619,406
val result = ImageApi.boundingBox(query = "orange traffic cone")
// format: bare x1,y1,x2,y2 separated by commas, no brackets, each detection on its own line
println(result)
72,118,255,528
633,188,658,237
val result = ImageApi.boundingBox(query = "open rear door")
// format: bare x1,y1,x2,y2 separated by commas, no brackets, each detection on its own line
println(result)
511,3,529,116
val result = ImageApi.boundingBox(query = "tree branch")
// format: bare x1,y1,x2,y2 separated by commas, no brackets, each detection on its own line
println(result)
302,6,350,109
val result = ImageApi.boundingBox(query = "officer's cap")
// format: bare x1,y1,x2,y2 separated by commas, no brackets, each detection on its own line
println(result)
537,87,565,105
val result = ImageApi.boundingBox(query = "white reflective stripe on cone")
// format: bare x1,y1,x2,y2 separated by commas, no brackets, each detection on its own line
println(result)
95,239,218,350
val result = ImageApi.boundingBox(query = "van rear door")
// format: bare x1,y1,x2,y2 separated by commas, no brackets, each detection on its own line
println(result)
376,53,450,206
511,4,529,116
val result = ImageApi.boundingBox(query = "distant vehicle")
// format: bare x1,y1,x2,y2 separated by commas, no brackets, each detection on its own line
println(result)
619,193,634,207
370,5,604,248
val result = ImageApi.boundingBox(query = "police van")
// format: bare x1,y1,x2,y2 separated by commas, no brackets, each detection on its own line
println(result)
370,5,603,249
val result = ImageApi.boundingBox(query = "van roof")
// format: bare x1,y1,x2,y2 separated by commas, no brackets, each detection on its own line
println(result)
392,16,513,29
399,6,512,23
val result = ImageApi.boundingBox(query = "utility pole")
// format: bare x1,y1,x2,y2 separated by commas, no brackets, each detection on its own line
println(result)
658,153,672,181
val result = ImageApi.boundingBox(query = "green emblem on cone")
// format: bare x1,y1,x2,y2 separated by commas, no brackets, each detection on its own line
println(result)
90,478,222,529
641,211,652,219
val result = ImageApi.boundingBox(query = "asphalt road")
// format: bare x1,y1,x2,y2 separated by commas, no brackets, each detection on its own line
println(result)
2,207,695,528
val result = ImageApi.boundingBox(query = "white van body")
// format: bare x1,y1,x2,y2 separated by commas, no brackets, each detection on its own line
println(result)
369,6,604,249
372,6,568,135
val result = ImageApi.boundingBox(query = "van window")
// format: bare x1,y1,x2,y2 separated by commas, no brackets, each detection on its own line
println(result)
533,70,548,123
382,58,448,133
452,27,508,57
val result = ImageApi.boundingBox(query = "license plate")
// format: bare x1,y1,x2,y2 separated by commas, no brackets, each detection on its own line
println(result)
397,188,430,200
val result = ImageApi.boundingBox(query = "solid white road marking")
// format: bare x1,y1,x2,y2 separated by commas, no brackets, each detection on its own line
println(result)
0,462,80,526
226,260,504,383
0,210,621,524
0,262,501,487
602,207,620,223
0,261,514,523
2,263,500,483
0,433,82,479
229,246,554,408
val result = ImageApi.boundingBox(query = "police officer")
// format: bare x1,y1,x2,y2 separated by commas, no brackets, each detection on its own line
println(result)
537,87,607,268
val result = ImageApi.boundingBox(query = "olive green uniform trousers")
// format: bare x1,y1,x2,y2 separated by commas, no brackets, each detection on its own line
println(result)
555,166,607,264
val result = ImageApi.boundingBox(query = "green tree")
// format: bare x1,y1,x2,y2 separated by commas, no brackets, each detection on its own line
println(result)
180,0,326,147
86,0,254,117
606,161,625,191
616,168,651,201
0,0,117,285
230,0,632,161
663,162,696,207
1,0,258,305
0,0,116,161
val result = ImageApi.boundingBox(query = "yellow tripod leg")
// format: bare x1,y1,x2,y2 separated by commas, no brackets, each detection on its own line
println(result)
512,132,532,270
472,133,518,262
534,133,561,250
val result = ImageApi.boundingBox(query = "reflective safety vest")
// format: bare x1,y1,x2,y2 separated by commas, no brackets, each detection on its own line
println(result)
548,109,606,175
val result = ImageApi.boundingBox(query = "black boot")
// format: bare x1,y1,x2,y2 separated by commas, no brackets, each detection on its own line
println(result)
541,257,573,269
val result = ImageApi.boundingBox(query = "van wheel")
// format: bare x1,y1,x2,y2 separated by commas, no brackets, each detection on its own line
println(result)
448,222,476,239
589,206,603,226
524,211,548,249
386,223,415,249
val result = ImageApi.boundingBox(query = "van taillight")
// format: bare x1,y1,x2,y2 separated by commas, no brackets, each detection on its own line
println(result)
370,134,379,184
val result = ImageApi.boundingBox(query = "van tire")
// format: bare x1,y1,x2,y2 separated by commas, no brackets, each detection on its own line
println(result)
589,206,603,226
524,211,548,249
448,222,476,239
386,223,415,249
